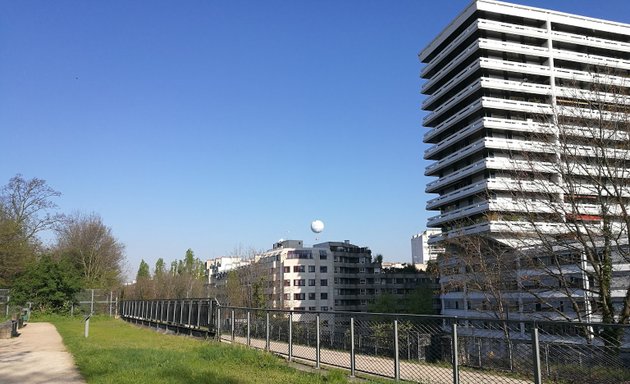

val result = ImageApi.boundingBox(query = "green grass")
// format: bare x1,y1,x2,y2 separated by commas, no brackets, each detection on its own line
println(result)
45,316,357,384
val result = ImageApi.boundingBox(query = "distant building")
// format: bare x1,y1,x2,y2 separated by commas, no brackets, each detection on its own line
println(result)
208,239,438,314
411,229,443,265
206,256,251,286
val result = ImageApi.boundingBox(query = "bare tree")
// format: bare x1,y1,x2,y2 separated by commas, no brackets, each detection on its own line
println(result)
55,213,125,289
0,174,63,241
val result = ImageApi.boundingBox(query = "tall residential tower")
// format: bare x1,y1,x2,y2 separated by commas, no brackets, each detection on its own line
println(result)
421,0,630,321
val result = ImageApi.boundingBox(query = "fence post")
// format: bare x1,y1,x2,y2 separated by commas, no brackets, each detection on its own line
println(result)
188,300,193,335
316,313,321,369
197,300,202,329
265,311,270,351
231,309,235,342
394,319,400,381
288,311,293,361
247,310,251,346
109,291,113,317
350,317,356,377
5,296,9,318
90,289,94,315
216,307,221,342
452,322,459,384
532,325,542,384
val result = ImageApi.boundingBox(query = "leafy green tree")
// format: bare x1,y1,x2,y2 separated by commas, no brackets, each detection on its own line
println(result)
137,259,150,279
154,258,165,277
10,255,81,313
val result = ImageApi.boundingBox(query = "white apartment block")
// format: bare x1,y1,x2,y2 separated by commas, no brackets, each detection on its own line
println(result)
421,0,630,320
411,229,443,265
206,256,251,285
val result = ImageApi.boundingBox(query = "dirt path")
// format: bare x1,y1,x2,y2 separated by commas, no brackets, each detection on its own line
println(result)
0,322,85,384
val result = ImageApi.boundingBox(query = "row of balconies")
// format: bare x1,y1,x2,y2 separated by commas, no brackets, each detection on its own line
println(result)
424,77,552,126
426,178,560,211
425,137,552,176
425,117,551,157
426,156,557,193
425,96,552,143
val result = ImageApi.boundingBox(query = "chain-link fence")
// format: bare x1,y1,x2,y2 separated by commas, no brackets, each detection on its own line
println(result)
0,288,119,318
122,301,630,384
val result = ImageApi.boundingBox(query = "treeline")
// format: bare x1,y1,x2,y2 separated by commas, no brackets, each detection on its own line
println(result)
1,174,125,313
125,249,207,299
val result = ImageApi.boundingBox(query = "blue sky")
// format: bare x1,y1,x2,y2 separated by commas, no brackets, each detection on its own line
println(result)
1,0,628,278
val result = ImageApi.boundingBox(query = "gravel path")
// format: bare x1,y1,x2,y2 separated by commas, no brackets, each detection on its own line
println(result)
0,322,85,384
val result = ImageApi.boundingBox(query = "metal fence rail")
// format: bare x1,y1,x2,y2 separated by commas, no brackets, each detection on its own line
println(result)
120,299,218,337
121,301,630,384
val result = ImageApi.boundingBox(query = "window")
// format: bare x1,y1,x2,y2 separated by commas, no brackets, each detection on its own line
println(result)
283,280,290,287
293,279,305,286
321,293,328,300
319,250,327,260
308,279,316,286
293,307,305,311
320,266,328,273
294,293,305,300
283,266,290,273
360,279,366,284
293,265,305,273
308,265,316,273
287,250,313,259
308,293,316,300
283,294,290,300
320,279,328,286
321,306,329,312
308,306,316,311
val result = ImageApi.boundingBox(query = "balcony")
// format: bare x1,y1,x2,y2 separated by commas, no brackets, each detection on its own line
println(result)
422,19,481,78
477,18,548,40
552,30,630,54
427,198,558,227
478,38,550,59
426,157,556,193
553,48,630,72
424,78,551,127
422,40,480,90
422,59,480,107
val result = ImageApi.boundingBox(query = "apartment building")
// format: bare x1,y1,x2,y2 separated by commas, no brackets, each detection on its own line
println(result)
208,239,437,313
420,0,630,321
411,229,443,265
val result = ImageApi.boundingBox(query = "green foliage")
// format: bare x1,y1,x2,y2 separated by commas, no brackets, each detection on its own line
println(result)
154,258,165,277
10,255,82,313
50,317,357,383
137,259,150,279
0,217,35,287
368,285,435,315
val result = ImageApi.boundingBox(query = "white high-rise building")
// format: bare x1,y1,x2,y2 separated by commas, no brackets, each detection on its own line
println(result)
421,0,630,320
411,229,443,265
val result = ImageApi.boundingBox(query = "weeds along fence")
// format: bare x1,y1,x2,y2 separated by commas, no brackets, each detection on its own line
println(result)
121,301,630,384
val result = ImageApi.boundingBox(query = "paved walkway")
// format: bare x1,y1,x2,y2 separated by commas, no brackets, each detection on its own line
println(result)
0,322,85,384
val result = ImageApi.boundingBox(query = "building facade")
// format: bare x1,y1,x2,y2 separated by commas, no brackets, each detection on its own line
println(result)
208,239,437,313
411,229,443,265
421,0,630,321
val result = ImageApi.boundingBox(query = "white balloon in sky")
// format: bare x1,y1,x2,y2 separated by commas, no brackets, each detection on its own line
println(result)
311,220,325,233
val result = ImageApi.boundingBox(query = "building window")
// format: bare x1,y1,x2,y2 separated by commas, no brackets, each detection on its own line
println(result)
359,268,365,273
283,280,290,287
293,307,305,311
294,279,305,286
294,293,305,300
308,279,316,286
283,294,290,300
319,250,327,259
283,266,290,273
320,266,328,273
308,293,316,300
308,306,316,311
308,265,316,273
320,279,328,286
321,306,329,312
360,279,366,284
321,293,328,300
293,265,305,273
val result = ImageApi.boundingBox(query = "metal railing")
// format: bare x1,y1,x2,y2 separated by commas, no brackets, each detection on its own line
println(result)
121,301,630,384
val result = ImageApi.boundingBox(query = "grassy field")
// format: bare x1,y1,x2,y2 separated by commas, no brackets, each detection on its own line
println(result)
46,316,359,384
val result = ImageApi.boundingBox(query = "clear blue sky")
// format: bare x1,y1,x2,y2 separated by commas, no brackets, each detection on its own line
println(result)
1,0,628,278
